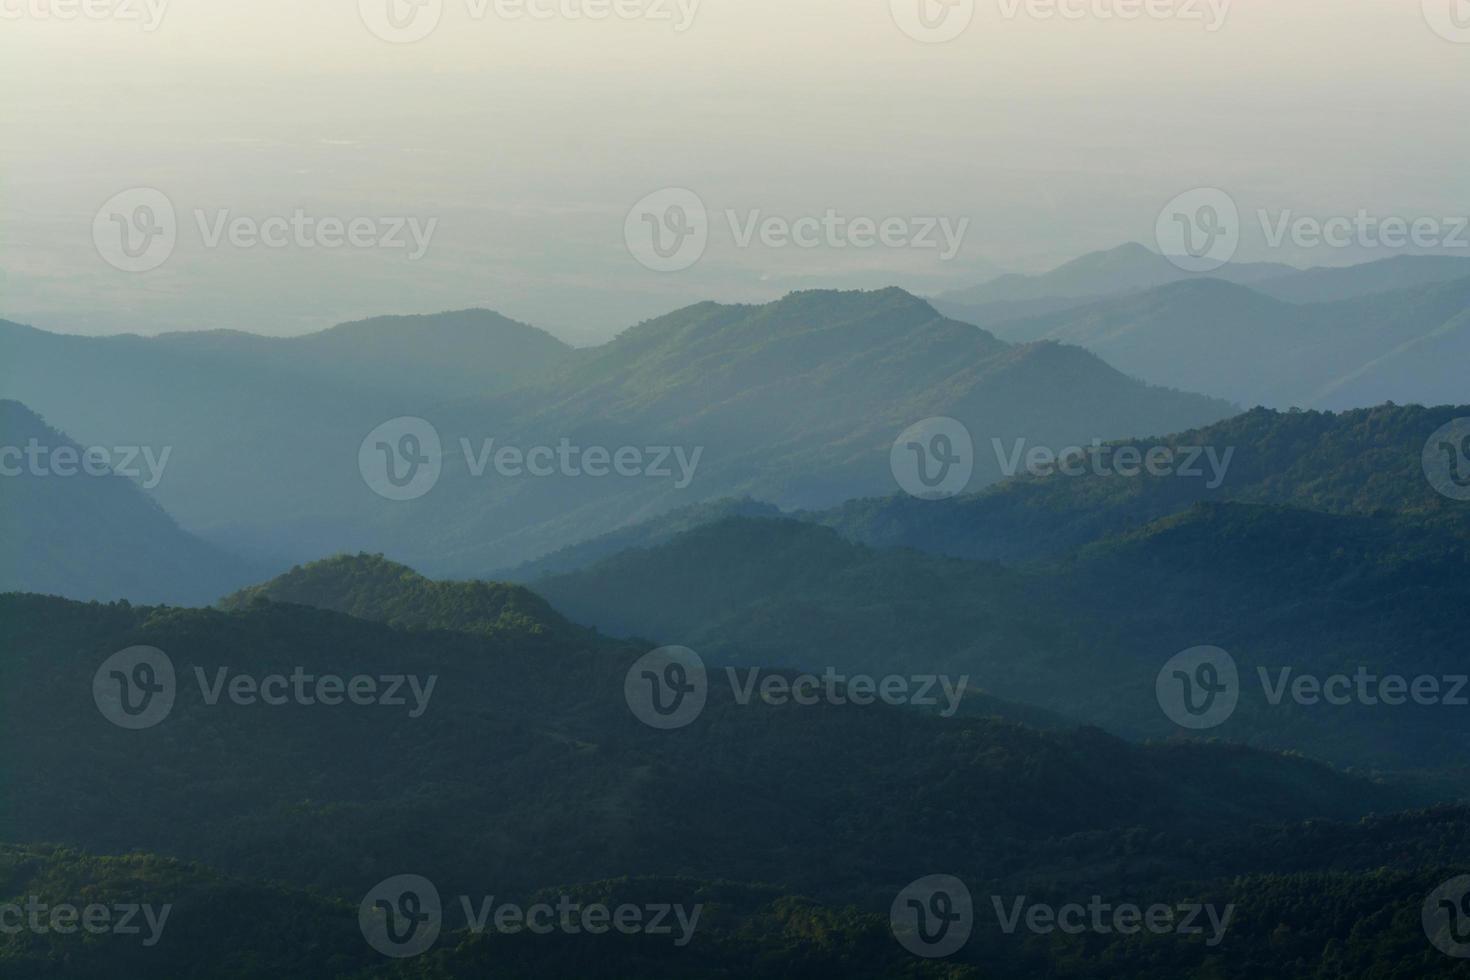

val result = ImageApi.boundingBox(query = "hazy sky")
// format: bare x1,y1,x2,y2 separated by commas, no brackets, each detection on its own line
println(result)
2,0,1466,342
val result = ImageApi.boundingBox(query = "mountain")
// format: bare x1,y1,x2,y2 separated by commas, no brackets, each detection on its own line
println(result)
7,588,1460,979
150,308,571,397
406,288,1234,573
220,552,593,645
938,242,1295,308
222,550,1072,729
1256,254,1470,304
972,277,1470,408
2,592,1410,900
820,403,1469,564
501,496,786,580
0,310,573,569
1,288,1239,578
933,247,1470,336
0,400,257,604
536,404,1470,772
535,506,1470,772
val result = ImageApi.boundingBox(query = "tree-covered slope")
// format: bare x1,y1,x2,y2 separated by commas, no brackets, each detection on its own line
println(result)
0,592,1414,908
535,495,1470,773
818,403,1470,565
219,552,586,644
4,597,1469,979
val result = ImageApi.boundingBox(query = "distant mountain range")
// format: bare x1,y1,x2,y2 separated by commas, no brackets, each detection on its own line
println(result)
819,402,1469,563
7,245,1470,979
1,288,1233,576
0,401,257,604
937,241,1296,316
0,310,569,569
975,276,1470,409
934,246,1470,409
527,404,1470,773
935,242,1470,324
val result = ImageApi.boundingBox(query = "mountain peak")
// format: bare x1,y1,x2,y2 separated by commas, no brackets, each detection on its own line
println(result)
767,285,939,317
315,308,566,345
220,553,584,643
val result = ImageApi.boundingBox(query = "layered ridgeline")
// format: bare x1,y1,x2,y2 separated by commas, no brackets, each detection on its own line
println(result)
414,288,1232,573
222,553,1071,731
971,275,1470,410
0,310,570,570
0,289,1234,576
820,403,1470,563
0,401,257,604
934,241,1298,325
535,404,1470,773
3,585,1465,978
0,308,568,408
934,243,1470,331
503,497,784,580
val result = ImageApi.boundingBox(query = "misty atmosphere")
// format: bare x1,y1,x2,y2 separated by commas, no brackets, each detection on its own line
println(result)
2,2,1469,977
